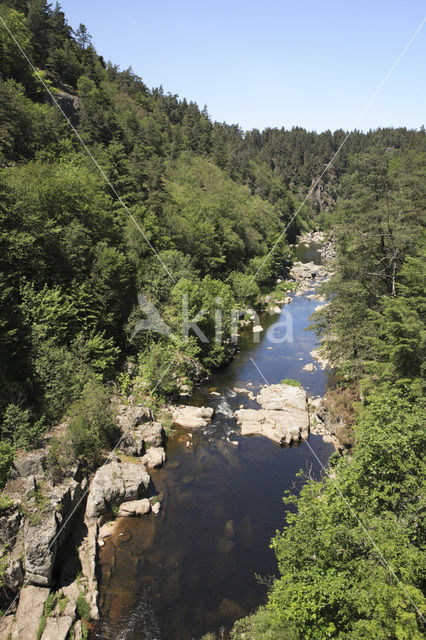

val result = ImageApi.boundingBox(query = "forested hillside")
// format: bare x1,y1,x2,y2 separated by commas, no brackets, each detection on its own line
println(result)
0,2,425,637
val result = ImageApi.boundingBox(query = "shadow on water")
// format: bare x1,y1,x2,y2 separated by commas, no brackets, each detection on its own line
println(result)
95,242,334,640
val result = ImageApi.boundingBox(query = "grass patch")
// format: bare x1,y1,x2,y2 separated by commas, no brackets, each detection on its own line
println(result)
76,592,91,621
116,453,140,464
280,378,302,388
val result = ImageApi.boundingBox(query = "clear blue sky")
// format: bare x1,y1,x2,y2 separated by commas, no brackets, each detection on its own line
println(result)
58,0,425,133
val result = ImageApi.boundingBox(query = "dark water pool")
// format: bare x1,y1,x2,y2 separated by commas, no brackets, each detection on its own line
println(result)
95,243,333,640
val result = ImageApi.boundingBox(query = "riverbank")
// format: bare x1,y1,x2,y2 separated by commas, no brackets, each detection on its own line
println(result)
1,232,338,640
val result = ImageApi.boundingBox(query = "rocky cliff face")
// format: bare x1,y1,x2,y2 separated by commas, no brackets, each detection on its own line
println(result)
1,402,166,639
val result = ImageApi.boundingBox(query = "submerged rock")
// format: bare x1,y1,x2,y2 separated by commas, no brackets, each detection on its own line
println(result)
218,598,246,621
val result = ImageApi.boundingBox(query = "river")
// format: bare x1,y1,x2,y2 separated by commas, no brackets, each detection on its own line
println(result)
94,241,334,640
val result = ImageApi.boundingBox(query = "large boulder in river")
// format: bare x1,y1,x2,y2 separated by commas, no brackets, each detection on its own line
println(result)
117,498,151,517
235,409,307,444
234,383,309,445
85,460,150,521
290,261,329,281
172,405,214,429
257,383,307,412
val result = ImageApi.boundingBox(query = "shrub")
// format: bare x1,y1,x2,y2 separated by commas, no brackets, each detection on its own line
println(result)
68,380,118,465
0,442,15,489
1,404,46,449
76,593,91,620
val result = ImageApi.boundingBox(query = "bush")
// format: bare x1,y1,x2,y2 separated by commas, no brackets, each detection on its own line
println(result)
1,404,46,449
46,434,74,482
0,442,15,489
68,380,118,465
76,593,91,621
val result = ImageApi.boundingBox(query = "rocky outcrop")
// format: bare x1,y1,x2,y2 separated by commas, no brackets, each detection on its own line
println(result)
11,584,50,640
3,553,24,592
78,522,99,619
310,398,344,450
41,616,74,640
0,510,21,549
1,468,88,590
310,348,330,369
141,446,166,468
85,460,150,521
53,91,80,126
117,498,151,517
119,421,164,456
234,383,309,445
116,404,153,430
298,230,325,244
319,236,336,263
24,475,88,587
172,405,214,429
11,449,46,479
24,512,58,586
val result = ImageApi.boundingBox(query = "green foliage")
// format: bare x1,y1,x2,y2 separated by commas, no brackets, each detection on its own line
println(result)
76,592,91,621
0,442,15,489
138,336,201,396
118,372,132,396
0,10,425,639
314,148,425,373
68,380,118,465
0,492,13,514
280,378,301,387
1,404,45,448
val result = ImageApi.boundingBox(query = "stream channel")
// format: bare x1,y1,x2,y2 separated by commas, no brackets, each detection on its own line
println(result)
95,241,334,640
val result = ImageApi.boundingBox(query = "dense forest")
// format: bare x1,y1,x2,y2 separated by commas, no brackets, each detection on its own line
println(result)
0,2,425,638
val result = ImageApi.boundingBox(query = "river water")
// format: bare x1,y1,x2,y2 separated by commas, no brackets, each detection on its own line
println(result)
95,242,334,640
